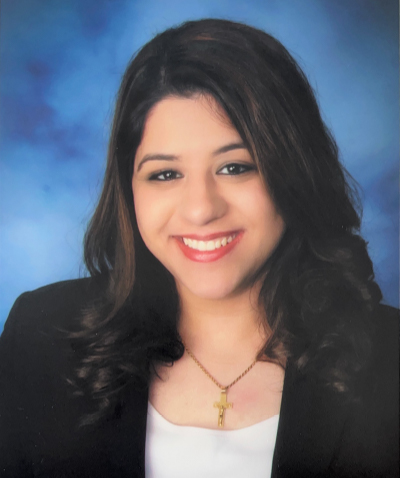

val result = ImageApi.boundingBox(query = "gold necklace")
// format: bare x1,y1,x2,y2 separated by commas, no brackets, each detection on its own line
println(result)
184,345,258,428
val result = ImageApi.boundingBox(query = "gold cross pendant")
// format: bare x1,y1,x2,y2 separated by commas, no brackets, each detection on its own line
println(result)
213,389,233,427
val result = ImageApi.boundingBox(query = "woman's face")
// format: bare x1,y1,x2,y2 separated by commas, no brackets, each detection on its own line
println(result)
132,95,285,301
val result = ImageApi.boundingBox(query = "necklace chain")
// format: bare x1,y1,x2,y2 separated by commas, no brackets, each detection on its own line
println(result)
184,346,258,390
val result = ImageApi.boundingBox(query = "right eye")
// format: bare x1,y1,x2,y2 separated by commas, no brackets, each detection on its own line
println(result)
148,170,183,181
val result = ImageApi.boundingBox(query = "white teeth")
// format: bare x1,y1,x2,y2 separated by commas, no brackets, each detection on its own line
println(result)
206,241,215,251
182,234,237,251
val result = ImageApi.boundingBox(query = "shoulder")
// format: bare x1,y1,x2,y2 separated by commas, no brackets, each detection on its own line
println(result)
0,278,105,474
373,303,399,328
369,303,398,374
368,302,398,402
0,277,101,409
368,303,398,401
333,303,399,475
1,277,98,338
0,277,102,392
5,277,97,318
0,277,100,376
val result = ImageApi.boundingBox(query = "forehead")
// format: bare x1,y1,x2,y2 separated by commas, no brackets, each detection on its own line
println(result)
136,95,242,156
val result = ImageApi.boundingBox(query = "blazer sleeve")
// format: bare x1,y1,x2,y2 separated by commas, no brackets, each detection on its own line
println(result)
0,292,35,476
330,305,399,477
0,280,149,478
0,279,96,477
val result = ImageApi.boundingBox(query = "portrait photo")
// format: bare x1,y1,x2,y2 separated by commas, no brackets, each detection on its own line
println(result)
0,1,398,477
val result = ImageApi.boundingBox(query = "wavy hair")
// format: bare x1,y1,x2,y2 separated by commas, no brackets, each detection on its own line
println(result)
70,19,382,425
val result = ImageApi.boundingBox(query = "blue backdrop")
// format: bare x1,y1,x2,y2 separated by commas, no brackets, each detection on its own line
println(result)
0,0,398,330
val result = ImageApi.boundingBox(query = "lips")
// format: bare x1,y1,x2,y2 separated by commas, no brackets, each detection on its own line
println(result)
175,231,243,262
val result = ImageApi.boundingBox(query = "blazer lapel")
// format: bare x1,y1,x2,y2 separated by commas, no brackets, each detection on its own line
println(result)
271,362,349,477
97,364,348,478
99,382,149,478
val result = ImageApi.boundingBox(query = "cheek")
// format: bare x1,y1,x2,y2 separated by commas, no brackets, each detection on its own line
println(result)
132,186,171,247
133,193,155,245
243,185,285,243
238,183,281,221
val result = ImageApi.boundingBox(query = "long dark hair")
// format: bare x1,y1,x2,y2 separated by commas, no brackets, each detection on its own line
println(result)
71,19,382,424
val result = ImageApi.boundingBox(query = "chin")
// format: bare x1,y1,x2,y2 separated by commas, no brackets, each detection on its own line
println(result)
178,277,253,301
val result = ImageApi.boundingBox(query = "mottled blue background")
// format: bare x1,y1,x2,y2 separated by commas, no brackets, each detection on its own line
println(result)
0,0,398,330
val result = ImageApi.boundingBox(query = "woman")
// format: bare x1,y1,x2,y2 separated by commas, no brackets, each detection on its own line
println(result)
0,19,398,478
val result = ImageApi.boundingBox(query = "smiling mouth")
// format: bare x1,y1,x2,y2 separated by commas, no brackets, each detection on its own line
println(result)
182,233,238,252
175,231,243,263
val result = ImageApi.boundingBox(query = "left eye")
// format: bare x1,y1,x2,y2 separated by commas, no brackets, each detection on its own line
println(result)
148,170,183,181
217,163,256,175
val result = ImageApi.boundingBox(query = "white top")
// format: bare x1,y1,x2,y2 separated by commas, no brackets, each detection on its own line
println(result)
145,402,279,478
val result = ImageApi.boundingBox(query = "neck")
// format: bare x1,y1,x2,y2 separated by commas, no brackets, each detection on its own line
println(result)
177,283,267,363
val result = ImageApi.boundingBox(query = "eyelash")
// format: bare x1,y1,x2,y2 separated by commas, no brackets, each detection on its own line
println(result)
217,163,256,176
148,170,183,181
148,163,256,181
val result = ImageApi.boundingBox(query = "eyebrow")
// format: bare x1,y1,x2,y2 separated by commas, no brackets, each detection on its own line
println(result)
212,142,247,156
136,142,247,172
136,154,177,172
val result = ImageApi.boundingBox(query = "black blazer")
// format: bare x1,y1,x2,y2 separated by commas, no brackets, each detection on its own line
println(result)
0,279,398,477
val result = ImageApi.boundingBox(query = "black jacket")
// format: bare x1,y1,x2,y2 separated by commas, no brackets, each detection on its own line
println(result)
0,279,398,477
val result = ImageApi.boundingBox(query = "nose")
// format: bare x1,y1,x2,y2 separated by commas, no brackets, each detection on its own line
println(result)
179,173,227,226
